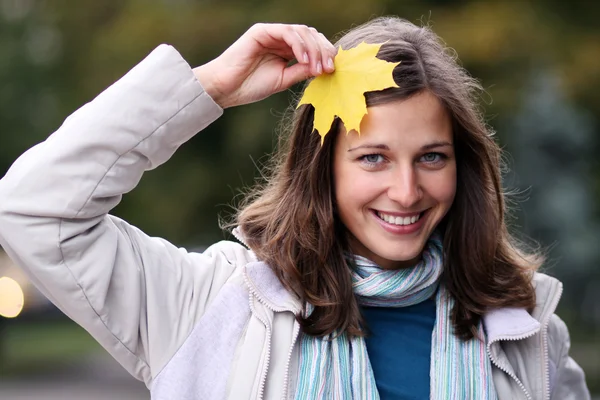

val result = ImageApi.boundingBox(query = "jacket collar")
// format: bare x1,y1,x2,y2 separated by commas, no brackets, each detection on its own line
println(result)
244,260,302,313
232,227,302,313
483,307,541,343
484,272,563,343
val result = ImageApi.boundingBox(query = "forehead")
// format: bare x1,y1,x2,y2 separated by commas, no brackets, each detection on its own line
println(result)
336,91,453,149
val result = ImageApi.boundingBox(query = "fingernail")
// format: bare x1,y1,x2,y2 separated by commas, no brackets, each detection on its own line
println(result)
303,52,309,63
317,61,322,74
327,58,334,70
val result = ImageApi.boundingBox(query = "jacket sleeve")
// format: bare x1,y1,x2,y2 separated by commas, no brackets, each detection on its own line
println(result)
548,314,591,400
0,45,237,386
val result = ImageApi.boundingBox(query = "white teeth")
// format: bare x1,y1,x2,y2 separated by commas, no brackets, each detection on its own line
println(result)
377,211,421,226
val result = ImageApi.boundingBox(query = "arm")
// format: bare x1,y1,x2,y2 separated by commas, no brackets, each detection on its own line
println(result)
548,314,591,400
0,24,335,385
0,45,232,384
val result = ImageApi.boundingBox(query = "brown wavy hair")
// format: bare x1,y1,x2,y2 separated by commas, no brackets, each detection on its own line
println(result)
232,16,541,340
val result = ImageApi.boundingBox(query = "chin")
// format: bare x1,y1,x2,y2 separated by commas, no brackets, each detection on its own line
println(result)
348,227,433,269
368,245,426,269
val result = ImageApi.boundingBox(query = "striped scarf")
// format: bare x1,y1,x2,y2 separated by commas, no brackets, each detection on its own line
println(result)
294,235,497,399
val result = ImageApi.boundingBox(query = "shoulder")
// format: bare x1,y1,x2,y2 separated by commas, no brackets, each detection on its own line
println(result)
547,313,570,354
544,305,590,398
200,240,257,268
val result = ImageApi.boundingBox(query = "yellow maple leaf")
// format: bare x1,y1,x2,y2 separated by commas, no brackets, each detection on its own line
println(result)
297,42,400,143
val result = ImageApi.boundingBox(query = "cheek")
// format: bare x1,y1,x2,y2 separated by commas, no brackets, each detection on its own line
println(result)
426,167,457,207
335,166,382,208
334,167,381,219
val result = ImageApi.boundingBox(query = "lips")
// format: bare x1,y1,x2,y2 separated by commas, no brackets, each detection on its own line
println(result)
371,208,429,235
375,210,422,226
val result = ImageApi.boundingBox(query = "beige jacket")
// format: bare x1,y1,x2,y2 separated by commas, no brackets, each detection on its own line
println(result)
0,45,589,400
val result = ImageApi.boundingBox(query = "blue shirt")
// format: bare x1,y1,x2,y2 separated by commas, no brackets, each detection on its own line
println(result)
362,298,436,400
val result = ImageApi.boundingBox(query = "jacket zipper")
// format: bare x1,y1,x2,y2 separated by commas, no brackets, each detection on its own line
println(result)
258,323,272,400
234,228,272,398
541,284,563,400
237,229,302,399
281,321,301,400
487,331,538,400
243,272,300,400
245,287,272,400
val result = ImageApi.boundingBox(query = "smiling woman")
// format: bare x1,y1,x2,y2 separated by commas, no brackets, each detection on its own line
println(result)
237,21,534,343
0,16,590,400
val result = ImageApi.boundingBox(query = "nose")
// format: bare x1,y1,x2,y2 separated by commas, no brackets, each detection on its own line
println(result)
387,164,423,208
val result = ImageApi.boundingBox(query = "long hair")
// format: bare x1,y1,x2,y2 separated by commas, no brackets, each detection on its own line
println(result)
232,16,541,340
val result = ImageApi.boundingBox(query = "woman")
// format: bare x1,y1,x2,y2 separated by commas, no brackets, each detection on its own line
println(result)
0,16,590,400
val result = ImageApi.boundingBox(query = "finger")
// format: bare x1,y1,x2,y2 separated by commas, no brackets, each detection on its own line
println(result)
265,46,296,62
280,27,310,64
314,31,337,73
294,25,323,75
251,23,309,65
302,27,336,74
279,62,313,90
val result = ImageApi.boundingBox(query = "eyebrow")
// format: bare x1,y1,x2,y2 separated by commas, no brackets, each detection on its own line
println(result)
347,141,453,152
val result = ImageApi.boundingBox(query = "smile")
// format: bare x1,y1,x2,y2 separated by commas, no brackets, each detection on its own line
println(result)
375,211,423,226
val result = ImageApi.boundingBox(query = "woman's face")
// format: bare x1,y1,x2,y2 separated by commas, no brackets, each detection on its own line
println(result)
333,91,456,269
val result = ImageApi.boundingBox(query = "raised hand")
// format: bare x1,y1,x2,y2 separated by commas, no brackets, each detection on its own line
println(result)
193,23,337,109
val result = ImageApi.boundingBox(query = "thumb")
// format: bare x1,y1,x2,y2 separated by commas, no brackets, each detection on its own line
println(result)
279,62,315,91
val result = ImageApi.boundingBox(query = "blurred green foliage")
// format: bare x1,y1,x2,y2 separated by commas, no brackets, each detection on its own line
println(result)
0,0,599,393
0,320,102,377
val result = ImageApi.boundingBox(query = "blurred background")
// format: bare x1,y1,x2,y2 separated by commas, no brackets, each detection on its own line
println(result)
0,0,599,398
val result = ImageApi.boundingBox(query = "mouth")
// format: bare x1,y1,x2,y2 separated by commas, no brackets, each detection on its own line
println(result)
373,209,428,227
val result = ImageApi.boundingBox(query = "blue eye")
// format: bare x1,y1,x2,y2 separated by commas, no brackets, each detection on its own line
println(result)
422,153,442,163
361,154,384,164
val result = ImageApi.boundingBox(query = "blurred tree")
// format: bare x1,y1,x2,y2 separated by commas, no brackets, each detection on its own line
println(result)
504,70,599,324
